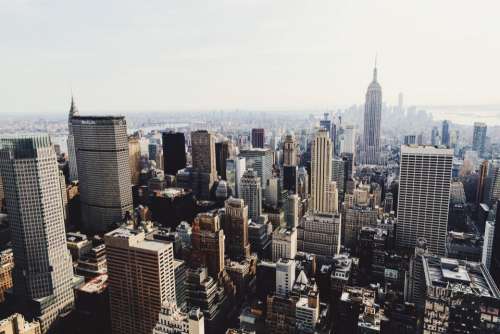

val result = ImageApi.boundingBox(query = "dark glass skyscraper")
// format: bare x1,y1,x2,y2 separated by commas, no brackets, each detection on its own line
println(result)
251,128,265,148
162,132,186,176
215,140,230,180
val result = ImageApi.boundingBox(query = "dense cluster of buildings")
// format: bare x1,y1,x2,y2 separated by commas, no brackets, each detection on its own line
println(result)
0,64,499,334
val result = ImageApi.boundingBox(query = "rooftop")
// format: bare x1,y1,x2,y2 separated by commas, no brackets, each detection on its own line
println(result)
423,256,500,298
78,274,108,294
401,144,453,155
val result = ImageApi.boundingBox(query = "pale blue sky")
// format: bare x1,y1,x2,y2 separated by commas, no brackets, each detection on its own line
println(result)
1,0,499,114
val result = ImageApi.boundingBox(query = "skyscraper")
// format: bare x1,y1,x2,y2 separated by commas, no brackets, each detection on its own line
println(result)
162,132,187,176
67,96,79,182
477,160,489,206
215,140,231,180
105,224,176,334
310,129,333,213
490,201,500,287
191,130,217,200
319,113,332,139
72,116,133,233
340,125,356,156
128,135,141,185
275,259,296,298
239,148,273,189
431,126,440,146
240,169,262,221
362,64,382,165
251,128,265,148
223,197,251,261
0,136,75,332
472,122,487,156
283,132,298,166
397,145,453,256
441,120,450,147
191,212,225,278
226,157,246,197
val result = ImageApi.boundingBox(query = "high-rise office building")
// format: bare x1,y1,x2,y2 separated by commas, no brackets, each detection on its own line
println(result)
340,125,356,155
483,220,495,270
403,135,416,145
239,148,273,189
490,201,500,287
223,197,250,261
226,157,246,197
332,158,345,199
362,64,382,165
477,160,489,206
488,161,500,205
128,135,141,185
276,259,296,298
215,140,231,180
297,212,342,257
149,142,158,161
72,116,133,233
319,113,332,140
421,256,500,333
283,165,298,194
105,224,176,334
472,122,487,156
285,194,300,228
0,136,75,333
310,129,333,213
240,169,262,221
272,227,297,262
441,120,450,147
67,96,79,181
397,145,453,256
191,130,217,200
283,132,298,166
191,212,225,278
162,132,187,176
431,126,440,146
251,128,265,148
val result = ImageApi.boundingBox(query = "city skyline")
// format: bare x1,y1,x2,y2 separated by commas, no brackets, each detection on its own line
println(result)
2,1,500,115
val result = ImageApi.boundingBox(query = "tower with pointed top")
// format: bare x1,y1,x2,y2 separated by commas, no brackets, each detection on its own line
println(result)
67,96,79,181
361,62,382,165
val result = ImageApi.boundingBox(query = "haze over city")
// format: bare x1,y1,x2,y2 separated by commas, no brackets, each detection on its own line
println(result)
1,0,500,116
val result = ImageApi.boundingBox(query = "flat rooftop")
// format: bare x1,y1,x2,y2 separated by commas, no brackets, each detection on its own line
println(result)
78,274,108,293
401,144,453,156
423,256,500,298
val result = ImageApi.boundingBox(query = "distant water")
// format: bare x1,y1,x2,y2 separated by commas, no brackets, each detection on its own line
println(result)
422,105,500,125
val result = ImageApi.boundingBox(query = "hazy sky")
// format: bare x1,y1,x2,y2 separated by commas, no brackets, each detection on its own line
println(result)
1,0,499,114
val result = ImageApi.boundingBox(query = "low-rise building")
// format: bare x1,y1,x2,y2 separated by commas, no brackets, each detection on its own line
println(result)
0,313,41,334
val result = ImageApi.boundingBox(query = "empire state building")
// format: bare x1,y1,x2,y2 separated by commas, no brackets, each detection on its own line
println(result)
362,64,382,165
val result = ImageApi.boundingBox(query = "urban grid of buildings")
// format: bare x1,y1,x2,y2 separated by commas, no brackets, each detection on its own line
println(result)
0,64,500,334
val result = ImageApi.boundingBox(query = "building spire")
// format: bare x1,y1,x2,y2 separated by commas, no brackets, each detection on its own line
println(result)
373,54,378,82
69,94,79,118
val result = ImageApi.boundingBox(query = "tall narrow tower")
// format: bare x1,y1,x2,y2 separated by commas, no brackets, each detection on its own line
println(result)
310,129,333,213
0,136,75,333
223,197,250,261
67,96,79,181
362,62,382,165
191,130,217,200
